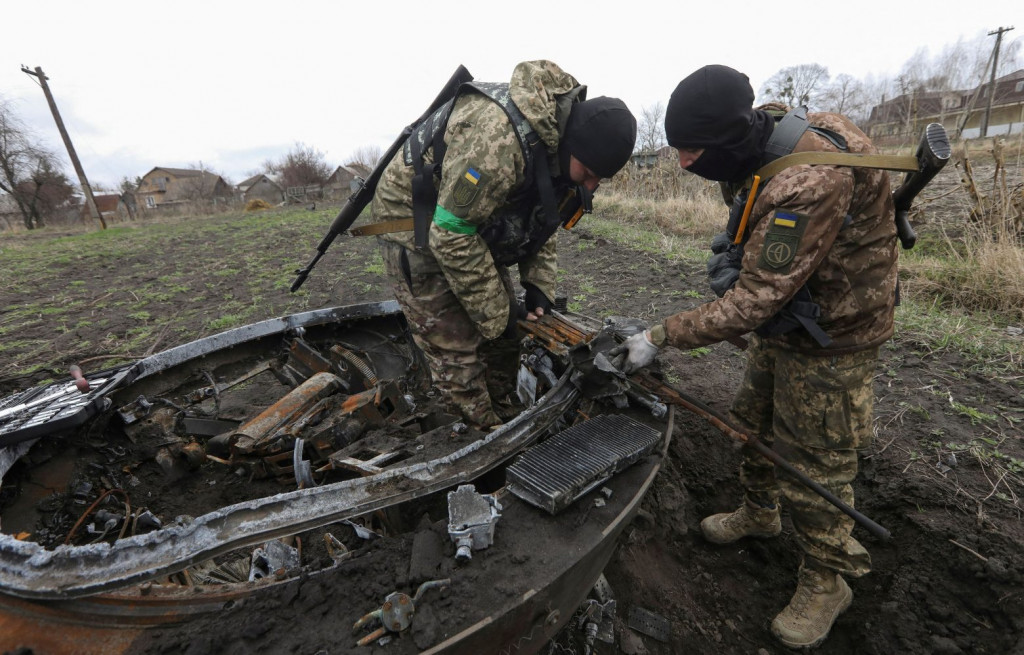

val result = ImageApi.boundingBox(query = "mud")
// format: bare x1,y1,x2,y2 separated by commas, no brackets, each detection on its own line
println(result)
2,163,1023,654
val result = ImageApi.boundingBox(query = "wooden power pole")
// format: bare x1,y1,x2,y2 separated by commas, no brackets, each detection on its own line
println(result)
21,65,106,229
981,26,1015,138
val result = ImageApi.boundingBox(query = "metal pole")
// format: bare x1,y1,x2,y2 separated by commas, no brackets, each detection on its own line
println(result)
21,65,106,229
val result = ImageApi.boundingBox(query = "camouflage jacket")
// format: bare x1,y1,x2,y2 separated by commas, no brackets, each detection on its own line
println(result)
372,60,581,340
662,112,897,355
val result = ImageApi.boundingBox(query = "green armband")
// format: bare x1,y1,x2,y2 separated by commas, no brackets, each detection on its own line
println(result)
433,206,477,234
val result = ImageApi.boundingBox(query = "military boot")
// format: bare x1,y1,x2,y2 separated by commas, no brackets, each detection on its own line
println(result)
771,565,853,649
700,499,781,544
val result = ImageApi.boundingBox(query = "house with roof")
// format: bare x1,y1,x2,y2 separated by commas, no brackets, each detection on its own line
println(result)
237,174,284,204
135,167,232,210
79,194,132,222
325,164,371,199
866,70,1024,141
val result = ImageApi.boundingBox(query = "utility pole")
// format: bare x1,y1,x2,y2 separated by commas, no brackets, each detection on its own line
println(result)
980,26,1015,138
21,65,106,229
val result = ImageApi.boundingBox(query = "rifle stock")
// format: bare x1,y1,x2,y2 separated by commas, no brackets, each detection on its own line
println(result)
290,65,473,293
891,122,951,250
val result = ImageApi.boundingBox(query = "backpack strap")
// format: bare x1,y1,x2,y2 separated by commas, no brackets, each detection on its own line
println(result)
410,97,460,248
763,106,812,164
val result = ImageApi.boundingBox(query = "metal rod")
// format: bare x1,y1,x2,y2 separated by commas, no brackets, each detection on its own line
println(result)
632,373,891,541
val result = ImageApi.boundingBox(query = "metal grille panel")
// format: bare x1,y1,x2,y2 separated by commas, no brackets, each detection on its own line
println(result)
506,414,661,514
0,377,113,447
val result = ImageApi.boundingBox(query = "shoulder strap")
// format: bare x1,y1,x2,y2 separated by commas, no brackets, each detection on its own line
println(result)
405,82,545,248
763,106,811,165
756,152,919,180
757,106,920,179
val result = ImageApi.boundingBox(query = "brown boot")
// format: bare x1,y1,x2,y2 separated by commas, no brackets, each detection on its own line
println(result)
771,565,853,649
700,499,781,544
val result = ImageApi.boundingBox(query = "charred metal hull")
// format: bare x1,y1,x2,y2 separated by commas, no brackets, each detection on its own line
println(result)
0,302,669,654
0,427,667,655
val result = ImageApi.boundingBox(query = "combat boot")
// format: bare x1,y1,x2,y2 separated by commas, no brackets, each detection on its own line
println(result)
771,565,853,649
700,499,781,544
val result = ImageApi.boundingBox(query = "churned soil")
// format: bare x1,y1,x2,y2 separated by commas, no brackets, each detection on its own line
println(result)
1,163,1022,654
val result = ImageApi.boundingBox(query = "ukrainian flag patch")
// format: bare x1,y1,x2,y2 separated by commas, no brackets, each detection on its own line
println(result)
452,167,485,207
759,210,809,273
773,211,798,228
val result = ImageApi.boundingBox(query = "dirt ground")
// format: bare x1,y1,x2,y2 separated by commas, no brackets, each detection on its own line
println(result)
2,164,1023,654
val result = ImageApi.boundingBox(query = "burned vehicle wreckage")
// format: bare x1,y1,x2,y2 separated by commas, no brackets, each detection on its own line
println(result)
0,301,685,653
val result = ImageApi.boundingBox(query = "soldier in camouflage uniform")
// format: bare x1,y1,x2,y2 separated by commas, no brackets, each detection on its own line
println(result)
371,60,636,430
611,65,895,649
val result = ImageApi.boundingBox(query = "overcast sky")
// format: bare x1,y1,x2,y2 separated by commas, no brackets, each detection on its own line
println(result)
1,0,1020,190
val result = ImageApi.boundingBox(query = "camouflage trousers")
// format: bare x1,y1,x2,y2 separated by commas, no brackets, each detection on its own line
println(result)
380,241,519,429
729,335,877,578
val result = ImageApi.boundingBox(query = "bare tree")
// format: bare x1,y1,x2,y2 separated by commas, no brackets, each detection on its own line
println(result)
759,64,830,109
819,74,868,121
119,175,141,195
264,142,332,189
345,145,383,170
636,102,666,153
0,97,74,229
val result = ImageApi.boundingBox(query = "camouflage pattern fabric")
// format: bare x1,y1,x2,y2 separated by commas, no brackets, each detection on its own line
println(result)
658,115,894,579
380,242,518,429
729,335,875,578
369,61,580,427
662,112,897,356
373,61,576,339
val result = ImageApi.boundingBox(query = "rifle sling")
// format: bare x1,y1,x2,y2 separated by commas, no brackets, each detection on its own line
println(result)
756,152,919,180
349,219,415,236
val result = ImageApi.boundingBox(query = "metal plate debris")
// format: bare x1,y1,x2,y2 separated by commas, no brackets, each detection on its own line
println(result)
628,605,671,642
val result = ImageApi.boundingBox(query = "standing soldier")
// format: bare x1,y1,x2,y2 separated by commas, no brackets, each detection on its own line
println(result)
611,64,896,649
371,60,636,430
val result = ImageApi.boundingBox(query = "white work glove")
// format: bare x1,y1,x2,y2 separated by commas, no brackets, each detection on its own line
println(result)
609,330,659,374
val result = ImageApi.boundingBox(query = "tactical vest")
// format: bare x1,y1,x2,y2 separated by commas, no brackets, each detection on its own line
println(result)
403,81,580,265
709,107,850,348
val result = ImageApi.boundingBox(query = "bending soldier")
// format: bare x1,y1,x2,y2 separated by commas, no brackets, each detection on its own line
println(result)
371,60,636,430
612,64,896,649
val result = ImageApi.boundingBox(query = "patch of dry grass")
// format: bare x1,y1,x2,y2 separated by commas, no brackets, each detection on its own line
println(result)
598,162,725,241
902,225,1024,322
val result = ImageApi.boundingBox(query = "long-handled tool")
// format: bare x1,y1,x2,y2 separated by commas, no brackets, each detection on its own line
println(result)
518,313,891,541
630,372,890,541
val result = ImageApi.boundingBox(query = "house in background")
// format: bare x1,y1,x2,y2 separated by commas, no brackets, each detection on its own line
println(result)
325,164,370,199
237,174,284,204
630,145,676,169
866,70,1024,142
79,194,131,223
136,167,232,209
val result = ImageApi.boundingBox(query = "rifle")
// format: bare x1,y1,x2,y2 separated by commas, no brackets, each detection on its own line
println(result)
750,121,951,252
290,65,474,293
891,122,951,250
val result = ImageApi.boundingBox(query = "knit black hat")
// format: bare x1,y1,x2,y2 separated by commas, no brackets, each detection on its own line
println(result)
664,65,755,149
563,97,637,178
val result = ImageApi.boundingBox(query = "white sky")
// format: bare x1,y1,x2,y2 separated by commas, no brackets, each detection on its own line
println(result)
1,0,1020,189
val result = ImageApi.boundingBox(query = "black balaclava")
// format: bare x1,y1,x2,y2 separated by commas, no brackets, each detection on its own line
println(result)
664,65,774,182
560,97,637,179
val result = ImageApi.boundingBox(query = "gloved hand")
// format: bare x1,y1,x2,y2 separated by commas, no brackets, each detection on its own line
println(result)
501,298,527,340
707,244,743,298
608,330,659,373
522,282,553,317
